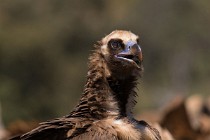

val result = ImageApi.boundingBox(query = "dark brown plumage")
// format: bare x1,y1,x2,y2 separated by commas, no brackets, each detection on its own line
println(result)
10,30,161,140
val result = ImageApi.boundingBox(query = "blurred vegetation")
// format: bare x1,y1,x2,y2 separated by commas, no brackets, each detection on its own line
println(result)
0,0,210,125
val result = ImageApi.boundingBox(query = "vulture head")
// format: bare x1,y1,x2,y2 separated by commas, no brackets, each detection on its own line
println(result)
87,30,144,117
95,30,143,80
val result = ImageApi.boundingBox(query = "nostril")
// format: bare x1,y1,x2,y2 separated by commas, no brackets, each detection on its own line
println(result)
131,44,138,49
130,44,140,52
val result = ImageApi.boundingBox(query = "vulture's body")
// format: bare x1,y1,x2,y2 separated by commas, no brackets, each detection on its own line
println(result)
11,30,161,140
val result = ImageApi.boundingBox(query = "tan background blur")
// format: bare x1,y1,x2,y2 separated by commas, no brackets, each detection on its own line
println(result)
0,0,210,126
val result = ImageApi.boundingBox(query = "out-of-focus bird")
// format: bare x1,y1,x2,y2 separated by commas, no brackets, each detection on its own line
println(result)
10,30,161,140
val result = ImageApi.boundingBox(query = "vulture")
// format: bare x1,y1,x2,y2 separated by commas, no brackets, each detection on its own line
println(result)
11,30,161,140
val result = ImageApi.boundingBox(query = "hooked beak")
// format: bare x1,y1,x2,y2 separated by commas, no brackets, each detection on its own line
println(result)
116,43,143,69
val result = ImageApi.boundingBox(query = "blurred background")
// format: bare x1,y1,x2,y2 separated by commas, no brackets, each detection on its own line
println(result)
0,0,210,138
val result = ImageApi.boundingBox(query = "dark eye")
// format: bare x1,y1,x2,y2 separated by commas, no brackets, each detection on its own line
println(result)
110,41,122,49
